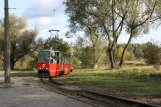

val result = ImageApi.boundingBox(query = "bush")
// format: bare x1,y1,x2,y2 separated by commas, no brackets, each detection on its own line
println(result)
143,42,161,65
80,47,95,68
73,56,81,68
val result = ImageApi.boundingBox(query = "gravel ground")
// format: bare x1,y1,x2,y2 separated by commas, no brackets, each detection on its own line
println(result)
0,76,99,107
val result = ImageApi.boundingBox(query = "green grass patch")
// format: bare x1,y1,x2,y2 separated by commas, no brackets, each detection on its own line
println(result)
11,69,37,77
58,66,161,95
0,69,38,77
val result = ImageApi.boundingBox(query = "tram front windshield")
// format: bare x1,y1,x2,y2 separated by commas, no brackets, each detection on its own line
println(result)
38,51,50,63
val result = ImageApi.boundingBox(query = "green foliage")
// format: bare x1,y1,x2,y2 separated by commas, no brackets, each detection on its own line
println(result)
143,42,161,64
73,36,85,60
43,37,70,53
73,56,81,68
0,14,38,70
80,47,95,68
117,43,145,60
28,51,38,70
65,0,159,68
97,52,109,65
131,44,144,59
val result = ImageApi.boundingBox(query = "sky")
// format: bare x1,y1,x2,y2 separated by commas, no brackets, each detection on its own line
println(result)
0,0,161,44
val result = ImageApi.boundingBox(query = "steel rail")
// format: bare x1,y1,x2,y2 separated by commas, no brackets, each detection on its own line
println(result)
43,78,160,107
39,78,107,107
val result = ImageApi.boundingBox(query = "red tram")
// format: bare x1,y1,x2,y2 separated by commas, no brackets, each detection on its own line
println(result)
37,50,73,78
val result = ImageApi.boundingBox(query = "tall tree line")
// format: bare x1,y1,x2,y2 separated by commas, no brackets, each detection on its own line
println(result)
65,0,161,69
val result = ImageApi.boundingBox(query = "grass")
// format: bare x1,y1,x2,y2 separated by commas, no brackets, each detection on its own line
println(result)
55,66,161,95
0,66,161,95
0,69,38,77
11,70,37,77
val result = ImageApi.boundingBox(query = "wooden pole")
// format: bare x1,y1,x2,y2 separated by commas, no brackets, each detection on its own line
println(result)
4,0,11,83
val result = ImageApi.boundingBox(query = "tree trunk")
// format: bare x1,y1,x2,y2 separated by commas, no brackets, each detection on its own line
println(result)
10,46,15,70
108,48,115,69
10,59,15,70
119,32,133,67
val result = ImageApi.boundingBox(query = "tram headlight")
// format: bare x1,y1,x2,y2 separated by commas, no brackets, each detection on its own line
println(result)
46,68,49,70
39,67,41,70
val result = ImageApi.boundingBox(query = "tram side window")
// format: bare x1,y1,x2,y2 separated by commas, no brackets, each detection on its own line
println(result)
50,52,59,64
55,52,60,64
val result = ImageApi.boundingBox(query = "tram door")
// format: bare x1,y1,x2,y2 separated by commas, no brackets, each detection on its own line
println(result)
50,51,60,72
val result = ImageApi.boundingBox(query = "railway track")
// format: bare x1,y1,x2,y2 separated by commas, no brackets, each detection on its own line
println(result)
39,78,160,107
39,78,108,107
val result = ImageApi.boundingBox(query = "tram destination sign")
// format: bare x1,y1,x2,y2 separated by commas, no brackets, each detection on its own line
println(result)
39,51,50,55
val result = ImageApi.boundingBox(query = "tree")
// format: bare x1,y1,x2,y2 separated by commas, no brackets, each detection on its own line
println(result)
35,36,71,53
85,27,106,68
0,14,38,70
73,36,97,68
115,46,131,62
10,29,38,70
143,41,161,65
73,56,81,68
0,26,3,55
0,25,3,69
65,0,130,69
132,44,144,59
65,0,160,69
119,0,158,67
80,46,95,68
43,37,70,53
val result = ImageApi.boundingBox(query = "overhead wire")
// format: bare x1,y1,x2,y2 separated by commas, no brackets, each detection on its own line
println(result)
9,2,65,40
49,3,64,38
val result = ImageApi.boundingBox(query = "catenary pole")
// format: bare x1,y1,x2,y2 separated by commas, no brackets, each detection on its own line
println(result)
4,0,11,83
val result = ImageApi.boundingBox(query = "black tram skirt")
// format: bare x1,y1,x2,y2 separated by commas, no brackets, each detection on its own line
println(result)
38,70,51,78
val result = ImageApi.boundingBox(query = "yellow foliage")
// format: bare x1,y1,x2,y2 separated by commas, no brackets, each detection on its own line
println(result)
116,47,131,61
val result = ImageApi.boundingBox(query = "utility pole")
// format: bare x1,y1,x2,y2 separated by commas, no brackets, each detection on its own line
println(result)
4,0,11,83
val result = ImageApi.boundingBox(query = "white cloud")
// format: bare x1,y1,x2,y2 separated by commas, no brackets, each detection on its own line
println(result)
23,0,65,18
37,17,54,26
30,0,55,4
23,0,75,43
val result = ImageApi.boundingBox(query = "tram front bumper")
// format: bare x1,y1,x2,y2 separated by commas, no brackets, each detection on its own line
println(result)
38,70,51,78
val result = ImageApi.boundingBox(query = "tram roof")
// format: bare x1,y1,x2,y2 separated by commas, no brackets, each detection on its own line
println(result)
39,50,73,56
39,50,60,53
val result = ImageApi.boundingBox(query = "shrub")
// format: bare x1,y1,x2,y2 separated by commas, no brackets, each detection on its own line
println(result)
73,56,81,68
143,42,161,65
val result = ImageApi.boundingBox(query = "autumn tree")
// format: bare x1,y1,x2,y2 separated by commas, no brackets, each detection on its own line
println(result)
119,0,158,67
0,14,38,70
